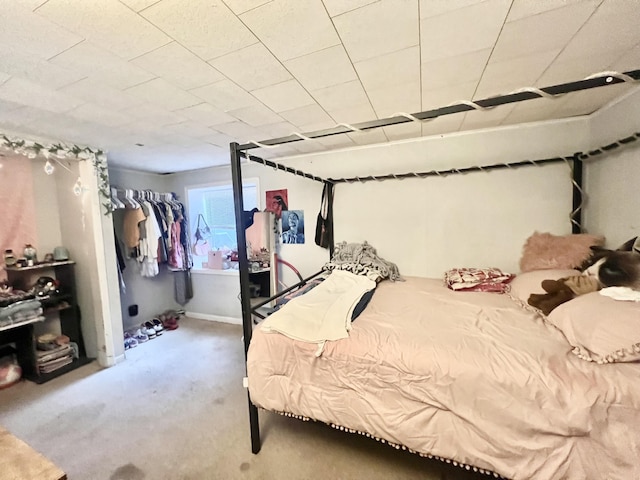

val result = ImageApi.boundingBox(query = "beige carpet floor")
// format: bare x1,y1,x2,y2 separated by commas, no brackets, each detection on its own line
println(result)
0,317,490,480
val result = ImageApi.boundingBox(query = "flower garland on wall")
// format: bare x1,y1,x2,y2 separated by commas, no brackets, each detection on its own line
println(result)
1,133,113,214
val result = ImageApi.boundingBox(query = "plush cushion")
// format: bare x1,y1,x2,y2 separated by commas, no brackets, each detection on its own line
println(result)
546,292,640,364
508,269,580,304
519,232,605,272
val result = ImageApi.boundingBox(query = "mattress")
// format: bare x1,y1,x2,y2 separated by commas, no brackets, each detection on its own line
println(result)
247,276,640,480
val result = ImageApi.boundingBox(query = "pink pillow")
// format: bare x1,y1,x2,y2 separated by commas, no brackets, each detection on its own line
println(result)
519,232,605,272
547,292,640,364
508,269,580,305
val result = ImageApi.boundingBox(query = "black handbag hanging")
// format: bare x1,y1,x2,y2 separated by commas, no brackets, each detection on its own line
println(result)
314,183,334,249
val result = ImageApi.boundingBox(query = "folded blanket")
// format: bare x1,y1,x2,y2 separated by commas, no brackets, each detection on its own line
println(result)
445,267,514,293
260,270,376,349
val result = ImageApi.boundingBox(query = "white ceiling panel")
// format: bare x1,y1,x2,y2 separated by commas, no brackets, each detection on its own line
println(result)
142,0,257,61
36,0,170,60
0,2,83,60
190,79,260,112
209,43,292,92
279,104,334,127
131,42,225,90
420,0,510,63
228,104,284,127
0,77,84,113
285,46,358,91
251,79,315,113
125,78,202,111
58,78,145,111
421,49,491,91
0,0,637,173
490,1,599,63
323,0,378,17
311,81,370,111
0,47,85,89
240,0,340,61
50,41,155,90
355,46,419,91
333,0,419,63
175,103,237,126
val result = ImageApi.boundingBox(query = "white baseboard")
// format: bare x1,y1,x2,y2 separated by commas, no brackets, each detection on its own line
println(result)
185,311,242,325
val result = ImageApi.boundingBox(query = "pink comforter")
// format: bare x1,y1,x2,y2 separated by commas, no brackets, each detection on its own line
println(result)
247,277,640,480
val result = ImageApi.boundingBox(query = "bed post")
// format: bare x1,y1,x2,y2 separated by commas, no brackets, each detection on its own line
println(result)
571,154,583,234
230,142,261,454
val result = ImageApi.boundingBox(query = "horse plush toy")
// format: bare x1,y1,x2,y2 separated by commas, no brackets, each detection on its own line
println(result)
528,236,640,315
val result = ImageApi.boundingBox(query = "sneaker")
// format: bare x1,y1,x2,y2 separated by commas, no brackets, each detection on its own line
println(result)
132,328,149,343
124,332,138,350
141,322,156,339
160,314,179,331
150,318,164,335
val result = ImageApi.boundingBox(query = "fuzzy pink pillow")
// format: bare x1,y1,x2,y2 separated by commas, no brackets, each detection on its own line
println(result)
519,232,605,273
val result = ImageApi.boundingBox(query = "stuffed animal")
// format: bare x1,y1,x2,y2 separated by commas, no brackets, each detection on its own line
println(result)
528,275,601,315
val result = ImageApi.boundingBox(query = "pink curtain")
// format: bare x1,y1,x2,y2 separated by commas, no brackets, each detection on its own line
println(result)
0,154,37,282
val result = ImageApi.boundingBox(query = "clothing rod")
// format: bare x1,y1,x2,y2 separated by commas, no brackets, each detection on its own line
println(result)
238,69,640,151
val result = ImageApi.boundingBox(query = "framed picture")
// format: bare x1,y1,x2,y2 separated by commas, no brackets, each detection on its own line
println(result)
265,189,288,219
281,210,304,244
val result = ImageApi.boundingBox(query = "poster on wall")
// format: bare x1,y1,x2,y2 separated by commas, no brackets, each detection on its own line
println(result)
281,210,305,244
265,189,288,219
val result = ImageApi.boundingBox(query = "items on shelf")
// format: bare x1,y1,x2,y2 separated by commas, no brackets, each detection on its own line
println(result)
35,334,76,375
23,244,37,266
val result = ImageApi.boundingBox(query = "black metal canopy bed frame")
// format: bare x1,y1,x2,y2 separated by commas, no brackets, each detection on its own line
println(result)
230,69,640,478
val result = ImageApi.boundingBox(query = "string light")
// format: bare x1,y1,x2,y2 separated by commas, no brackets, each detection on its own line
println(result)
44,160,55,175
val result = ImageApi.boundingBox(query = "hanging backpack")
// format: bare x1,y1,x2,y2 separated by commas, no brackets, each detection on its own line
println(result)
314,183,334,249
192,214,211,256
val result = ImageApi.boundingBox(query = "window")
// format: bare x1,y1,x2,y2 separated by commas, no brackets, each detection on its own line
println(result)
186,179,259,265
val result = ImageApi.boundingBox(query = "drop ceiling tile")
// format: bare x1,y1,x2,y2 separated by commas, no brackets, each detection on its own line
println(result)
334,0,418,63
228,104,284,126
506,0,586,22
0,2,83,59
279,104,333,127
327,102,377,124
490,1,599,63
501,97,569,126
206,132,238,148
368,81,421,118
285,45,357,91
0,99,23,114
556,0,640,62
58,77,145,111
355,46,419,92
421,49,491,91
314,135,356,149
0,106,59,133
251,80,315,113
50,41,155,90
240,0,340,61
323,0,378,17
67,103,134,127
418,0,485,19
37,0,171,60
222,0,272,15
536,49,623,86
164,121,219,139
210,121,266,143
459,104,516,131
131,42,225,90
142,0,257,61
190,79,260,111
0,71,9,85
126,78,201,111
610,43,640,73
474,49,561,99
209,43,292,92
174,103,236,126
311,80,369,111
121,104,187,127
259,121,298,138
553,83,634,118
0,47,85,89
420,0,509,63
0,77,84,113
118,0,164,12
382,122,422,141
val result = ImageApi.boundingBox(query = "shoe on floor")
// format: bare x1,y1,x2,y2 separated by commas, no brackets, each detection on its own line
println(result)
132,328,149,343
124,332,138,349
161,315,179,331
151,318,164,335
141,322,156,339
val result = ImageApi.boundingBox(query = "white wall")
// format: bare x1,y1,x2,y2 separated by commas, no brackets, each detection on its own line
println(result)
583,87,640,248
